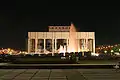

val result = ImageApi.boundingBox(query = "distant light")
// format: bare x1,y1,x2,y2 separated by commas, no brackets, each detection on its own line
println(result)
111,50,114,53
9,52,12,55
114,52,120,55
91,53,99,56
104,50,107,53
119,49,120,52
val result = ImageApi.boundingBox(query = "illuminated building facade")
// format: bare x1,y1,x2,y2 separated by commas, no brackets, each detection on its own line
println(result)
28,24,95,54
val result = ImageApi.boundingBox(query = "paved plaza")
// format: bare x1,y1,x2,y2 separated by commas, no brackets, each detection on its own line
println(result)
0,69,120,80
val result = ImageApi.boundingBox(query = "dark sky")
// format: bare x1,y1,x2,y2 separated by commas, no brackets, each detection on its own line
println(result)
0,1,120,50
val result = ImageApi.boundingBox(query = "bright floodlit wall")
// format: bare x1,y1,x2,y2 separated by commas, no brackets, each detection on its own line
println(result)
28,32,95,53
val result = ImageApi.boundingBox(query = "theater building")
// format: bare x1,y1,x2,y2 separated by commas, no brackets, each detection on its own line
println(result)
27,23,95,54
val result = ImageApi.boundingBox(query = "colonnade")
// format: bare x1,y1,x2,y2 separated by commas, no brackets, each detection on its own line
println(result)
28,38,95,54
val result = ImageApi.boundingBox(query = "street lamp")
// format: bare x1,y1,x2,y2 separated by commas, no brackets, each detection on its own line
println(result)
111,50,114,53
104,50,107,53
119,49,120,52
111,50,114,55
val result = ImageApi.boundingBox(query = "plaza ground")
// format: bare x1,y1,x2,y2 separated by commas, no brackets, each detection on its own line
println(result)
0,69,120,80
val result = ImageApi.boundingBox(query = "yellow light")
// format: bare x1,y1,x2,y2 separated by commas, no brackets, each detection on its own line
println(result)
104,50,107,53
8,48,11,51
11,50,14,52
119,49,120,52
111,50,114,53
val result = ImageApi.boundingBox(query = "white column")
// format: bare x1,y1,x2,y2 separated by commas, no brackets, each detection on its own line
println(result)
28,38,30,53
93,39,95,53
84,39,87,51
52,39,54,56
55,39,57,53
86,39,88,51
65,39,67,52
89,39,92,52
79,39,81,51
52,39,54,52
81,39,83,51
84,39,85,51
78,39,80,52
35,39,38,53
44,39,46,53
82,52,84,56
66,39,68,52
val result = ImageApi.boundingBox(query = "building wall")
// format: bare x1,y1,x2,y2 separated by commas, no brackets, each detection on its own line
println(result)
28,32,95,53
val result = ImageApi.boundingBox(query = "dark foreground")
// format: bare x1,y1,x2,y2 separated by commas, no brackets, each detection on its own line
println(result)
0,63,119,69
0,69,120,80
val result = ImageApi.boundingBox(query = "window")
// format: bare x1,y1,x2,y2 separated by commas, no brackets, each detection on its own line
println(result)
51,27,54,29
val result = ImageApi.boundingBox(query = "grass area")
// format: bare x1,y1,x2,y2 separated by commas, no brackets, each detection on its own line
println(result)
77,60,118,64
15,57,70,61
11,57,76,64
7,56,120,64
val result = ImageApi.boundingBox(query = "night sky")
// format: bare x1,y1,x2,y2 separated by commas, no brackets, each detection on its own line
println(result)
0,1,120,50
